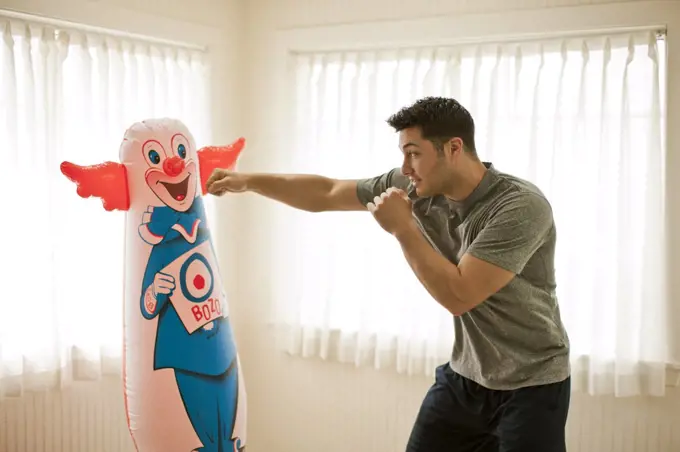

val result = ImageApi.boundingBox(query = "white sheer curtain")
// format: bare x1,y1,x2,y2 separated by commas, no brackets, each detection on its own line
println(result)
274,31,671,396
0,17,211,398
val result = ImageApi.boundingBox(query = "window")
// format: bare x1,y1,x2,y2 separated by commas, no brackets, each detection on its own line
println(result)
0,17,211,396
274,31,671,396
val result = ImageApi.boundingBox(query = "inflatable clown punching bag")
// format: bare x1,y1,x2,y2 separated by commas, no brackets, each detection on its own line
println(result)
60,118,247,452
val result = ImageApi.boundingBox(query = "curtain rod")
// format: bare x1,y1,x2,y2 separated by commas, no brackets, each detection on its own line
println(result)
502,25,667,43
290,25,666,55
0,8,206,52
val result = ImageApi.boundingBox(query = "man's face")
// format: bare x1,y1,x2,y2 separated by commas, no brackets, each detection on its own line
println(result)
398,127,457,197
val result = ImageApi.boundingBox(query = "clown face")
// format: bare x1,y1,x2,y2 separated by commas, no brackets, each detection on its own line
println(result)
140,130,197,212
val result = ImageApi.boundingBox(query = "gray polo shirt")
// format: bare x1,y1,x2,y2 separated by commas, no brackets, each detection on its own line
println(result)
356,163,570,390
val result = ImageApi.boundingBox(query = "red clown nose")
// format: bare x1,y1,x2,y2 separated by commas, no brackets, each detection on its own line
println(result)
163,156,185,177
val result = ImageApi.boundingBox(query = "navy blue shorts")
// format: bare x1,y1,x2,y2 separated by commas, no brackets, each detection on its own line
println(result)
406,363,570,452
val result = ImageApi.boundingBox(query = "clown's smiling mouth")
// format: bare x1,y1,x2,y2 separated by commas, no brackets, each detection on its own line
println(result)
160,175,190,201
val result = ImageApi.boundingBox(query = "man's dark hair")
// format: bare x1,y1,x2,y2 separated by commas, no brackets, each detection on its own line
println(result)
386,96,477,157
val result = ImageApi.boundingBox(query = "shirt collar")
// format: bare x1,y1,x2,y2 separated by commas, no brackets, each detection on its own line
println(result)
418,162,498,218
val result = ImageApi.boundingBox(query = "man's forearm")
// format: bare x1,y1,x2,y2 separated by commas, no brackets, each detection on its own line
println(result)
395,224,469,315
246,173,336,212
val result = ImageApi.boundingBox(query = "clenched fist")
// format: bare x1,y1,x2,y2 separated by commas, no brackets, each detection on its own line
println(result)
153,271,176,297
366,187,416,236
205,169,248,196
143,271,175,315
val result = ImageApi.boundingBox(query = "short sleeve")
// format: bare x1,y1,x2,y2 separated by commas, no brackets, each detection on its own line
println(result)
465,192,554,274
355,168,411,206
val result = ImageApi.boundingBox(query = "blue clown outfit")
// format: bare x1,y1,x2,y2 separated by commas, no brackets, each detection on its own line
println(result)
139,197,242,452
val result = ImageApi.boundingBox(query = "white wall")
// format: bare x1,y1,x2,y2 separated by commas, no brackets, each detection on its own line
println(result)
236,0,680,451
1,0,680,451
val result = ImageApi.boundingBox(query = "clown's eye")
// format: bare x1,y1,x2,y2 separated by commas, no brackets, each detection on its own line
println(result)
177,144,186,159
148,150,161,164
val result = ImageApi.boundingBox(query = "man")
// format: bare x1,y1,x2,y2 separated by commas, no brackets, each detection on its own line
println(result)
206,96,571,452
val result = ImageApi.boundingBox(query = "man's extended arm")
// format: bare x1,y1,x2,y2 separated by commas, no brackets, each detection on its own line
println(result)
207,169,366,212
207,167,409,213
246,173,365,212
395,192,554,316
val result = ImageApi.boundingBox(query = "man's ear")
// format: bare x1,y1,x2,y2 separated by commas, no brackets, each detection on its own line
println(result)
449,137,464,155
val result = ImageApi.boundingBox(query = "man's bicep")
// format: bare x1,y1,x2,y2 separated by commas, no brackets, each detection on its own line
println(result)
326,179,367,211
456,253,517,310
465,192,554,275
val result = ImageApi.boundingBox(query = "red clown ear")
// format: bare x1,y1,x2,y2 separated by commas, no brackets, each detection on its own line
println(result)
197,137,246,195
60,161,130,211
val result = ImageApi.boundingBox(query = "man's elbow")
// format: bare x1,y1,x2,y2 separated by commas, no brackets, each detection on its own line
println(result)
450,305,472,317
440,294,471,317
443,292,485,317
